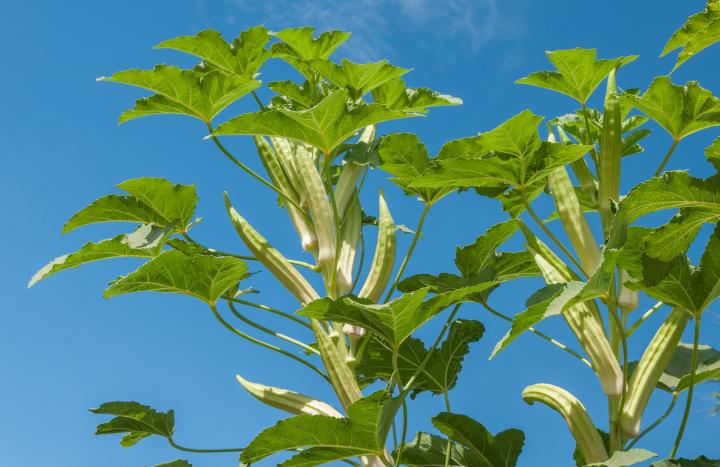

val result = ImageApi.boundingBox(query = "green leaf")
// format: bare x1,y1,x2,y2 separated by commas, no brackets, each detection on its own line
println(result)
661,0,720,72
455,220,519,276
622,77,720,140
644,209,716,261
240,392,392,465
156,26,271,77
660,342,720,392
310,58,409,99
268,80,318,109
213,89,413,154
356,336,429,390
432,412,525,467
396,432,482,466
90,401,174,447
99,65,260,123
491,282,584,358
154,461,192,467
653,455,720,467
372,78,462,113
104,250,249,305
271,27,351,79
516,48,637,104
63,195,167,234
29,224,170,287
585,448,656,467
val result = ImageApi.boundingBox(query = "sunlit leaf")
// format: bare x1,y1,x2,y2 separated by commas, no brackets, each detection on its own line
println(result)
311,58,409,99
516,48,637,104
271,27,351,79
100,65,261,123
154,461,192,467
659,342,720,392
373,78,462,113
455,220,519,276
104,250,249,305
90,401,174,447
396,433,482,466
156,26,271,77
585,448,656,467
213,89,413,154
662,0,720,72
424,320,484,395
653,455,720,466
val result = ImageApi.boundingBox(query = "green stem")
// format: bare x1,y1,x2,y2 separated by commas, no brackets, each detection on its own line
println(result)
384,203,432,302
626,393,678,449
443,390,452,467
654,139,680,177
523,196,588,277
669,315,701,458
627,301,664,337
209,304,329,383
481,301,593,368
581,104,600,169
251,91,266,110
168,437,243,453
608,305,629,452
227,301,319,355
228,297,311,329
395,401,409,466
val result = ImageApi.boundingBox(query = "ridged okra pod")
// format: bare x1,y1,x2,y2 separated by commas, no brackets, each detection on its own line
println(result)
557,126,597,207
358,191,396,302
335,194,362,296
335,125,375,216
621,307,689,436
236,374,343,418
520,222,623,395
254,136,317,253
598,68,622,238
523,383,609,464
312,319,363,410
225,195,320,305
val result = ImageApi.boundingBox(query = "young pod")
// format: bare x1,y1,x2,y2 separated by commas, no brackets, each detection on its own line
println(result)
520,223,623,396
358,191,397,302
557,125,597,207
335,125,376,216
224,195,320,305
236,374,343,418
523,383,608,464
335,194,362,296
270,137,305,195
254,136,317,253
598,67,622,238
621,307,689,436
312,320,363,410
294,144,337,267
617,269,639,313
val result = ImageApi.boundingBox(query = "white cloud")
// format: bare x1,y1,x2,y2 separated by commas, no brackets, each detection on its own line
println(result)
217,0,515,61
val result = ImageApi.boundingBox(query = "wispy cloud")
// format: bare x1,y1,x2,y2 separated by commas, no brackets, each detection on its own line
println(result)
218,0,518,61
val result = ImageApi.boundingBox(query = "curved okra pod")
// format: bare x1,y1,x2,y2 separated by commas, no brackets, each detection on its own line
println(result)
598,68,622,238
520,222,623,396
224,194,320,305
335,194,362,296
523,383,609,464
254,136,317,253
358,191,396,302
335,125,376,216
236,374,343,418
620,307,689,436
312,319,363,410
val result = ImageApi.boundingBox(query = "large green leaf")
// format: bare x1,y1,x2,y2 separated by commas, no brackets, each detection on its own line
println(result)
432,413,524,467
116,178,198,229
271,27,351,79
644,209,717,261
213,89,413,154
372,78,462,113
62,194,168,234
516,48,637,104
455,220,519,276
662,0,720,72
310,59,409,99
29,224,170,287
156,26,271,77
154,461,192,467
240,392,393,465
90,401,174,447
99,65,260,123
622,77,720,140
659,342,720,392
653,456,720,467
397,433,482,466
585,449,656,467
104,250,249,305
356,336,429,390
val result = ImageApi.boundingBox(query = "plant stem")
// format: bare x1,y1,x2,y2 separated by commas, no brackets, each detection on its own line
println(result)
669,315,701,458
397,401,409,466
384,203,432,302
209,304,329,382
481,301,593,369
227,301,319,355
581,104,600,169
608,305,629,452
627,301,664,337
228,297,311,329
251,91,266,110
654,139,680,177
626,393,678,449
168,437,243,453
443,390,452,467
523,197,587,277
206,123,307,215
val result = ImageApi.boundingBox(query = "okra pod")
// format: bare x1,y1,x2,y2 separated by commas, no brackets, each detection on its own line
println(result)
620,307,689,436
236,374,343,417
598,68,622,238
557,126,597,207
312,319,363,410
335,194,362,296
224,195,320,305
358,191,396,302
523,383,608,464
335,125,375,216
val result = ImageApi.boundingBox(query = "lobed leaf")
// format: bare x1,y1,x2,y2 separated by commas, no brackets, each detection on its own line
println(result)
585,448,656,467
397,432,480,466
90,401,174,447
372,78,462,113
662,0,720,71
311,58,409,99
659,342,720,392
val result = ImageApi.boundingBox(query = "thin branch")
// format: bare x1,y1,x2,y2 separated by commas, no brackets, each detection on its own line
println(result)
168,437,243,453
670,315,701,458
228,297,312,329
654,139,680,177
626,393,678,449
627,301,664,337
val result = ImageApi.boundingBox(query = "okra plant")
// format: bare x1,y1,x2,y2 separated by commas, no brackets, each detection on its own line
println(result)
31,2,720,466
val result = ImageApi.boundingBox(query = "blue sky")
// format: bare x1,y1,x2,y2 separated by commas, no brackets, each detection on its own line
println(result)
2,1,719,466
